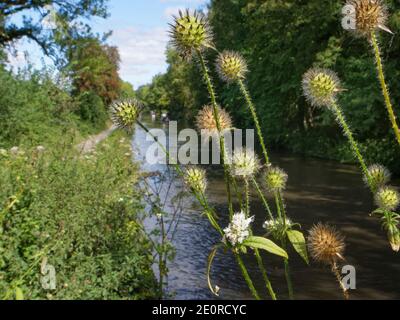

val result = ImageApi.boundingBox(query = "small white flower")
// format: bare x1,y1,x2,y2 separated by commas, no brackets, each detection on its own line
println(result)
36,146,46,153
224,212,254,246
264,218,292,232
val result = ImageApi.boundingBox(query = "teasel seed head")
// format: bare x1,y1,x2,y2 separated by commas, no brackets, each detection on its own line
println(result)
308,223,346,265
229,148,260,178
302,68,341,108
196,105,233,133
264,167,288,193
346,0,391,38
375,187,400,211
110,99,141,131
216,51,248,83
169,9,213,59
364,164,391,192
184,167,207,194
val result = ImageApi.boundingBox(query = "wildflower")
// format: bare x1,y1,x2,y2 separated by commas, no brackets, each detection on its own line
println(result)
110,99,142,131
224,212,254,246
308,223,346,265
230,148,260,178
36,146,46,153
346,0,391,38
216,51,248,83
302,68,341,108
264,167,288,193
10,147,20,156
364,164,391,192
375,187,400,211
184,167,207,194
169,9,213,59
264,217,293,239
196,105,232,133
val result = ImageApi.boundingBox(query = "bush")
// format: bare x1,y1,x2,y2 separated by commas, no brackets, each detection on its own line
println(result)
76,91,108,129
0,132,157,300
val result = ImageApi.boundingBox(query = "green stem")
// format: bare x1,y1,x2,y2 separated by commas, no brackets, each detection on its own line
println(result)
137,120,224,236
275,191,293,299
330,102,372,188
254,249,277,300
251,177,274,220
196,49,234,218
238,79,270,165
370,32,400,147
244,179,250,216
235,254,261,300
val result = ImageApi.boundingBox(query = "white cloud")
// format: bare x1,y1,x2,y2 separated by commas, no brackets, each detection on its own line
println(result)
110,26,170,88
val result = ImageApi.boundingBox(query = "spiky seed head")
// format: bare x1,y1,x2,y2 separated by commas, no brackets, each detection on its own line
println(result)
375,187,400,211
386,223,400,252
184,167,207,194
196,105,233,133
230,148,260,178
169,9,213,59
110,99,141,131
346,0,391,38
302,68,341,108
364,164,391,192
216,51,248,83
264,167,288,193
308,223,346,265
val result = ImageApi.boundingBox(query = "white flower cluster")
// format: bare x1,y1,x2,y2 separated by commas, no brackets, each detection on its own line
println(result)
224,212,254,246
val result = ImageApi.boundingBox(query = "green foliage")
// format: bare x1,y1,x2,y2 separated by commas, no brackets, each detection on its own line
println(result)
0,132,157,300
77,91,108,129
144,0,400,174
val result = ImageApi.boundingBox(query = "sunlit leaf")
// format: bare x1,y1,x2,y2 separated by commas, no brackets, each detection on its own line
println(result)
243,236,288,259
287,230,309,265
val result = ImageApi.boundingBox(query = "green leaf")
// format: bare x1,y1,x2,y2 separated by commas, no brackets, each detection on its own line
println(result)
15,287,24,300
243,236,288,259
287,230,309,265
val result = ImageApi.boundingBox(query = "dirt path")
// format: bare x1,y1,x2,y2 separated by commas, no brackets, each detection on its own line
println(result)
76,125,117,154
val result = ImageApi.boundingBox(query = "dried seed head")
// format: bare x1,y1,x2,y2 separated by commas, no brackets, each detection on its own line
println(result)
230,148,260,178
216,51,248,83
110,99,141,131
375,187,400,211
308,223,346,265
196,105,233,132
264,167,288,193
184,167,207,194
302,68,341,108
223,211,254,246
364,164,391,192
346,0,391,38
169,9,213,59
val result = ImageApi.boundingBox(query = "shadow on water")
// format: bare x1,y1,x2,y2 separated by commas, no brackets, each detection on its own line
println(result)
132,117,400,300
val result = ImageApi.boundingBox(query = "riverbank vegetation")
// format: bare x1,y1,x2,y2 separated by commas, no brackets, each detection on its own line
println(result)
0,1,158,300
138,0,400,175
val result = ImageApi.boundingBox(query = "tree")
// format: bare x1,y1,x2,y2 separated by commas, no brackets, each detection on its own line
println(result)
69,37,121,105
0,0,108,59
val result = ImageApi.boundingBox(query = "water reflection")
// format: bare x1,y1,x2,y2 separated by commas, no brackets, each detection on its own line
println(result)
132,118,400,300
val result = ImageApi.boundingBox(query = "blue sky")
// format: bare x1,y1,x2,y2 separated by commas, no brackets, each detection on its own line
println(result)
7,0,209,88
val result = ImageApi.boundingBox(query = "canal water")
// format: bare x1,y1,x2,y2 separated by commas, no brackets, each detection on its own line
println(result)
132,118,400,300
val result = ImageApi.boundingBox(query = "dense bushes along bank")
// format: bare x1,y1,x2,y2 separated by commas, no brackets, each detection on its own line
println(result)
0,64,158,299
